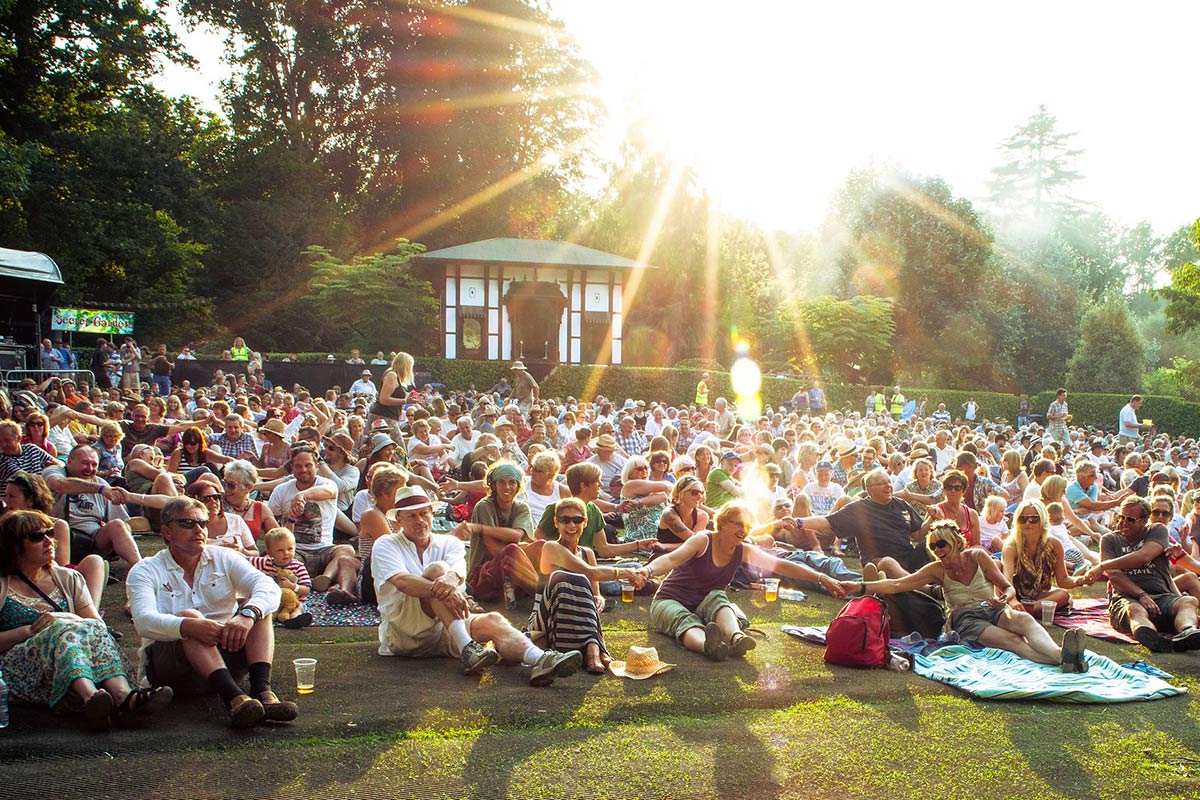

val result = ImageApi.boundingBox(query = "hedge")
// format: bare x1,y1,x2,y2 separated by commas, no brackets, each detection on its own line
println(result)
189,354,1200,435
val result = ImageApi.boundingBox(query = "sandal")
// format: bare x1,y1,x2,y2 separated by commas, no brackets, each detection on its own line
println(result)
326,587,356,605
84,689,114,732
113,686,173,727
584,643,607,674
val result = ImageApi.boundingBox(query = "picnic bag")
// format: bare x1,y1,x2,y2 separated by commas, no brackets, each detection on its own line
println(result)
824,595,890,668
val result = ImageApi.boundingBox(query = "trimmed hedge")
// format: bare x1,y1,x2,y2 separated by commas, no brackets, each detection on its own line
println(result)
189,354,1200,434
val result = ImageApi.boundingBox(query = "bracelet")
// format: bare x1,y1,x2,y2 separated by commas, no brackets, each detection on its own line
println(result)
645,565,654,578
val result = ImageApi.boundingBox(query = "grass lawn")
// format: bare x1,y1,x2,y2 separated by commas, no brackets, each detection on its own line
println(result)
3,536,1200,800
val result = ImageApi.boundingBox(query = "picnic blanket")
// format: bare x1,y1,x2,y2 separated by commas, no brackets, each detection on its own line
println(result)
303,591,381,627
1053,597,1144,645
913,644,1185,703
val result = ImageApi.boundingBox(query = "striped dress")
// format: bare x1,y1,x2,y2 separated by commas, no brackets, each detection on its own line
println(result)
527,569,606,658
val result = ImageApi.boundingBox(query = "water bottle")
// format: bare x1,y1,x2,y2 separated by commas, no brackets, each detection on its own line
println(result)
0,669,9,729
777,587,807,601
503,576,517,610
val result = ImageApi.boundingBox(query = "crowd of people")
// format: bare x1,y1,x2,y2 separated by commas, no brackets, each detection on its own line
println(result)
4,338,1200,732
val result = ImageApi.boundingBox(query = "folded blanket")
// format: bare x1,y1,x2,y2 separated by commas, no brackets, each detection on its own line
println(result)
913,644,1185,703
1053,597,1139,645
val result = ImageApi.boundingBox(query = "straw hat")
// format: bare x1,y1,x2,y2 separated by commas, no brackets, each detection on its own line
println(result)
261,418,287,438
596,434,617,449
833,438,859,459
512,361,527,371
609,646,675,680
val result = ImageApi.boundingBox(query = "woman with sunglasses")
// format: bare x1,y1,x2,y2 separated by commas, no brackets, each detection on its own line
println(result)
850,519,1085,671
185,480,256,557
620,456,672,542
0,510,172,729
167,427,231,476
656,475,711,552
4,472,108,608
1001,499,1088,615
20,411,55,458
530,497,645,674
934,469,980,547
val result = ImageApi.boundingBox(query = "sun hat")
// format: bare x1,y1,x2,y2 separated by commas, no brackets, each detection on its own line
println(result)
261,418,287,438
596,434,617,449
833,438,859,458
609,646,675,680
385,486,434,520
369,433,395,456
361,369,372,376
512,361,527,371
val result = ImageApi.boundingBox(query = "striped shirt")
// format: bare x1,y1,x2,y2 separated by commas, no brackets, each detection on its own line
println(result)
248,556,312,587
0,443,53,502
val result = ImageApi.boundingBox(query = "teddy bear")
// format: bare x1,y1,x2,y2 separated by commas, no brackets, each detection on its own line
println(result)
274,569,302,622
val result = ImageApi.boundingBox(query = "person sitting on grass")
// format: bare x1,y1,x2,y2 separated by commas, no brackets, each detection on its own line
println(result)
528,497,647,674
845,519,1088,672
1081,496,1200,653
655,475,711,552
642,501,849,662
127,497,297,729
1001,499,1090,615
249,527,313,629
373,486,583,686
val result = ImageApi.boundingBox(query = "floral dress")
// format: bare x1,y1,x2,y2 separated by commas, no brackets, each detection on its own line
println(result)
0,571,128,709
622,499,667,542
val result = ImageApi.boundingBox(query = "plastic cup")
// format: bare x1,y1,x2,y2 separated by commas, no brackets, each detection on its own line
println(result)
293,657,317,694
764,579,780,603
620,581,634,603
1040,600,1056,625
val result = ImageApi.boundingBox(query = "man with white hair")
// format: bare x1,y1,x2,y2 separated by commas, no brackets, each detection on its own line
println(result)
932,430,957,473
373,486,582,685
713,398,737,439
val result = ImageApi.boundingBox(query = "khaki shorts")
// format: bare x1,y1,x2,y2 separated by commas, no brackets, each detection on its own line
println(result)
383,597,472,658
298,544,342,575
650,590,736,641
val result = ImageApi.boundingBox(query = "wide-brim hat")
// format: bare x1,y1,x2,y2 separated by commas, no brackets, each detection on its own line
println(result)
261,418,287,438
361,369,372,376
833,438,859,458
609,646,675,680
596,434,617,449
369,433,395,455
385,486,433,519
512,361,527,371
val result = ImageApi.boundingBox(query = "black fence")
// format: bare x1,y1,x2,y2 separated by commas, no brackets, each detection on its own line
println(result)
172,360,438,396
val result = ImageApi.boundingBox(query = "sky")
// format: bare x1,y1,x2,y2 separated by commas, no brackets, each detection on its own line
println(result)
156,0,1199,236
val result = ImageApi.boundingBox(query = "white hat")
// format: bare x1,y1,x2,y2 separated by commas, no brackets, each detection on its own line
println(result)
609,646,675,680
385,486,434,519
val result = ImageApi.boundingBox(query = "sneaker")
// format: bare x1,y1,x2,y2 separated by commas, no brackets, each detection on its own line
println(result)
729,632,757,658
1060,629,1082,673
529,649,583,687
228,694,265,729
258,691,299,722
703,622,728,662
1173,626,1200,652
461,641,500,676
1134,626,1172,653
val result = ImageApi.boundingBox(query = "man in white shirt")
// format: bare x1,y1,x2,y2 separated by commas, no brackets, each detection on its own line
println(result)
267,446,358,603
450,416,482,465
932,430,957,473
1118,395,1151,445
644,406,667,438
350,369,378,401
127,496,295,728
587,434,626,498
373,487,582,685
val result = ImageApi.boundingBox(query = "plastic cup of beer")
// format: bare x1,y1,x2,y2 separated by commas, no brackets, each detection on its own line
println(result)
293,658,317,694
764,579,780,603
620,580,634,603
1040,600,1056,625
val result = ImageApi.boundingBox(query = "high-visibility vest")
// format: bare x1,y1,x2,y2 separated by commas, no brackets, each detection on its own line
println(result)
891,394,905,415
695,380,709,406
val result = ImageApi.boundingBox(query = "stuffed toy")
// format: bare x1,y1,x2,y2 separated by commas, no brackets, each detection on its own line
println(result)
274,569,301,622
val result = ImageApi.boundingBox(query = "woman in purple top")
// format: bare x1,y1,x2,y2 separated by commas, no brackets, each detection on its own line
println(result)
643,501,848,661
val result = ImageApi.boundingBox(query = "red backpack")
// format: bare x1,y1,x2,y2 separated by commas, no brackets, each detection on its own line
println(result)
824,595,890,668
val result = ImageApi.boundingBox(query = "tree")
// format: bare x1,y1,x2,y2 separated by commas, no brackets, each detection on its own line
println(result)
986,105,1085,238
1156,220,1200,335
1065,301,1146,393
305,242,441,355
767,295,895,382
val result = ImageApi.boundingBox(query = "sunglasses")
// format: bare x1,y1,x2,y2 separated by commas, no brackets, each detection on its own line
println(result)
1119,513,1145,524
23,527,55,543
678,466,696,473
222,480,241,490
556,515,585,525
1150,509,1172,518
198,493,222,502
929,539,951,550
172,518,209,530
944,484,966,491
1017,515,1040,524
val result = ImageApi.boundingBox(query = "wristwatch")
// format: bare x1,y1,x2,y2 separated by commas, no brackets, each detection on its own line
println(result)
239,606,261,622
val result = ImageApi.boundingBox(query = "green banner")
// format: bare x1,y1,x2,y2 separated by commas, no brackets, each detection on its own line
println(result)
51,307,135,335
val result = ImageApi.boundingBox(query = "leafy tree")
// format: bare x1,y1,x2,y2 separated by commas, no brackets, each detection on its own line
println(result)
986,105,1085,237
1065,300,1146,393
772,295,896,382
305,242,441,355
1156,220,1200,334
